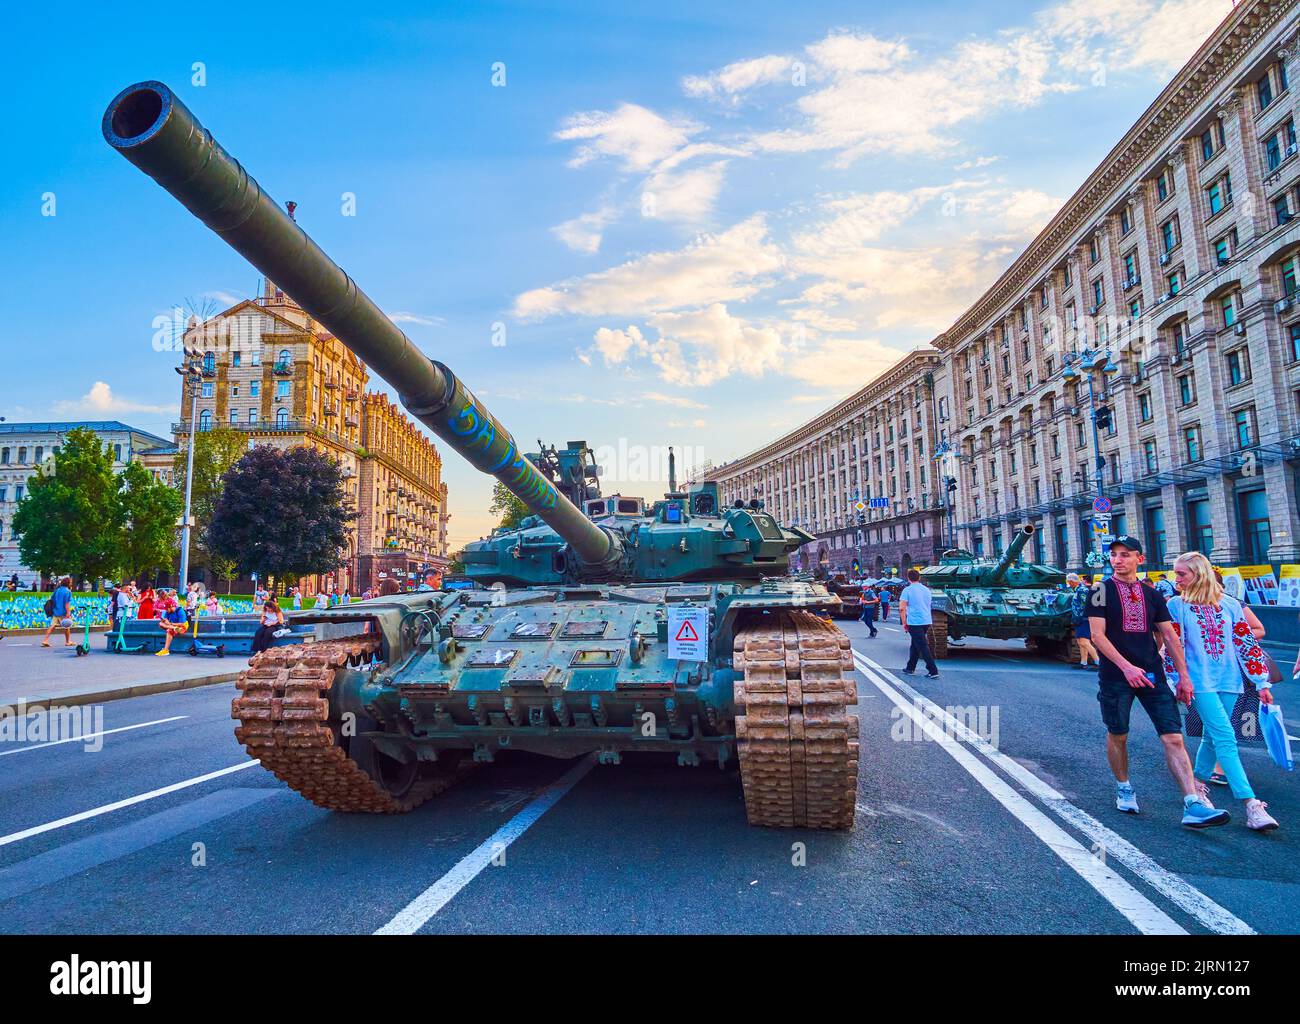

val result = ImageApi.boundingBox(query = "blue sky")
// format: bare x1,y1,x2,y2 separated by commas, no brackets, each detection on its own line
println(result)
1,0,1231,546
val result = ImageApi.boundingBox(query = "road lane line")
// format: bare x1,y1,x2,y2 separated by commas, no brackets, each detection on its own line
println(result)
0,716,188,757
0,788,279,903
0,761,258,848
854,651,1255,936
851,658,1183,934
375,756,595,935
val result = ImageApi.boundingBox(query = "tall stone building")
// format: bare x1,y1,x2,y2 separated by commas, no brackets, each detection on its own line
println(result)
936,0,1300,571
176,281,449,592
707,350,946,574
709,0,1300,577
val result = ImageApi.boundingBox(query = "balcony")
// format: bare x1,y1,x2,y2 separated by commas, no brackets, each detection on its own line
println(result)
345,417,359,429
273,360,294,376
323,379,339,390
345,389,359,402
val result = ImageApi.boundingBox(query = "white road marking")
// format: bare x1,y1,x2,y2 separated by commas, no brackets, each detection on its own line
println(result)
375,756,595,935
852,657,1183,934
0,716,188,757
854,650,1256,936
0,761,258,848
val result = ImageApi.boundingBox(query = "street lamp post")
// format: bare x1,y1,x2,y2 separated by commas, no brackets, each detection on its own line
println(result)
175,357,202,593
1062,349,1119,577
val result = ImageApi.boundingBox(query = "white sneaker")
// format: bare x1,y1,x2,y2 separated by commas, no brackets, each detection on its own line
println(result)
1245,799,1279,832
1116,782,1139,814
1195,782,1215,810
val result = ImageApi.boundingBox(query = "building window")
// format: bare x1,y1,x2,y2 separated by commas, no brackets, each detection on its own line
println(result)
1259,73,1274,111
1123,252,1137,283
1143,440,1158,473
1089,237,1100,264
1178,374,1194,405
1233,407,1254,448
1201,129,1215,161
1129,299,1141,319
201,382,214,399
1226,348,1247,385
248,408,257,424
1267,134,1282,171
1207,181,1225,216
1157,171,1171,202
229,408,238,425
199,410,212,432
1184,426,1201,463
1221,296,1236,327
1138,393,1152,421
232,351,242,368
1147,506,1167,566
0,448,7,465
1291,323,1300,360
230,385,239,398
276,381,291,399
1214,237,1230,265
1168,271,1181,296
14,486,23,502
1120,207,1132,235
250,380,260,397
1240,489,1272,563
251,349,261,366
1063,262,1072,287
1162,220,1176,251
1172,321,1188,357
1187,498,1213,551
1092,279,1104,308
1277,195,1292,225
276,408,290,427
203,350,215,374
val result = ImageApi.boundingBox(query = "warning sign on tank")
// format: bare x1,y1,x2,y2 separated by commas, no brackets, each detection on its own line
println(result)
667,606,709,662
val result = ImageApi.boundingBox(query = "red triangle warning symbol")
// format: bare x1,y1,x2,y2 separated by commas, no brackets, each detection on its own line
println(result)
674,620,699,642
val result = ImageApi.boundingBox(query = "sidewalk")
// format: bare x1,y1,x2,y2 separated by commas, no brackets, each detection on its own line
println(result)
0,635,247,710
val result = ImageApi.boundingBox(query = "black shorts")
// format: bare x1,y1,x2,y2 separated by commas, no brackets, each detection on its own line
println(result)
1097,674,1182,737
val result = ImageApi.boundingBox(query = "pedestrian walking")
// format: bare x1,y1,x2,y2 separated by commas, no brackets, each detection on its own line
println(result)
251,598,285,654
313,589,329,610
339,589,351,606
859,583,880,638
253,586,269,615
1067,572,1100,670
899,569,939,678
41,576,75,647
1164,552,1279,831
879,585,891,623
107,582,130,634
291,586,302,611
1087,536,1228,829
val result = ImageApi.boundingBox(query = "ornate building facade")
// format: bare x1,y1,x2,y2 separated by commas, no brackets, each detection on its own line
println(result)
936,0,1300,571
713,0,1300,577
175,281,450,592
707,350,946,574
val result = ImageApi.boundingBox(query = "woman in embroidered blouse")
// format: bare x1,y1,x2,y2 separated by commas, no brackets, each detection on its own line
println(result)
1166,552,1279,831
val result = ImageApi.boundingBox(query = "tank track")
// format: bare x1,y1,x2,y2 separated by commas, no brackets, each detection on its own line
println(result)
733,611,859,829
232,637,462,813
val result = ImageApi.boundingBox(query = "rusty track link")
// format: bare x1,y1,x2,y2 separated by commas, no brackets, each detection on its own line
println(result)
231,637,460,813
733,611,859,829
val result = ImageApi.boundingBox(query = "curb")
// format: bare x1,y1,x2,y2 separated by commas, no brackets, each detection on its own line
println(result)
9,671,241,713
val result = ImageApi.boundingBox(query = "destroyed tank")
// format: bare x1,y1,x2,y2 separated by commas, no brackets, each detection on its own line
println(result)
104,81,860,829
919,525,1077,660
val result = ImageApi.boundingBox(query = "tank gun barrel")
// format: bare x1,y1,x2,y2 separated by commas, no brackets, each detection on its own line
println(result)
990,525,1034,582
102,81,618,569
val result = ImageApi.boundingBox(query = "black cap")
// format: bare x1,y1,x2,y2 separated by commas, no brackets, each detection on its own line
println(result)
1109,535,1143,554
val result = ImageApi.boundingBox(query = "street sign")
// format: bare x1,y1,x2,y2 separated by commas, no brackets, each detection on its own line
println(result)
1092,496,1112,514
1097,533,1115,546
667,606,709,662
853,500,866,512
869,497,889,509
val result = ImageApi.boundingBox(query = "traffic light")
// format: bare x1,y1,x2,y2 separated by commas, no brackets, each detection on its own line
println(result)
1094,405,1113,430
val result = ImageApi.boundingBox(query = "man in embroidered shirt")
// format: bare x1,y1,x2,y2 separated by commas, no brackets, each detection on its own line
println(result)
1088,536,1229,829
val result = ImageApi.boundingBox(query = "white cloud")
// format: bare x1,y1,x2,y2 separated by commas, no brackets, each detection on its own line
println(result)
387,311,445,327
955,155,1000,170
641,391,708,408
1041,0,1230,75
204,290,243,307
783,337,911,391
514,215,783,320
683,54,793,103
556,104,702,172
53,382,177,418
552,206,618,254
642,160,730,223
591,325,648,366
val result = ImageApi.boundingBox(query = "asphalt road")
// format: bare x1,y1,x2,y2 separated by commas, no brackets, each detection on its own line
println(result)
1,620,1296,935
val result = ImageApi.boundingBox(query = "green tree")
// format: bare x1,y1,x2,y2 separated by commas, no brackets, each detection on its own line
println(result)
209,553,240,594
446,549,465,575
489,481,528,530
207,445,355,582
117,460,184,581
13,428,120,583
177,428,248,571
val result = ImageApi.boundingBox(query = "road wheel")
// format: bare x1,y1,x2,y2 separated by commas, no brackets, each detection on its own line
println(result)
928,612,950,659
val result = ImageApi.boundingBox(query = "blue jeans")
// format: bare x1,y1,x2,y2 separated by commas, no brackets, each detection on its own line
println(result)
860,607,877,634
1192,691,1255,800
